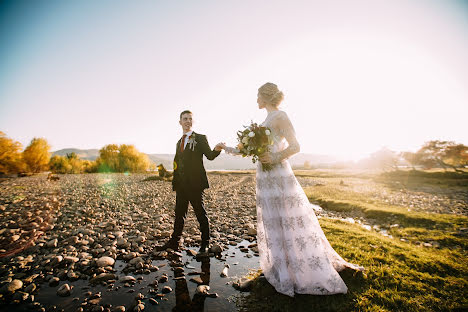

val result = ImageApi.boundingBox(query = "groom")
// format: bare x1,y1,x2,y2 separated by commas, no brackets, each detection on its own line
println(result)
156,110,222,253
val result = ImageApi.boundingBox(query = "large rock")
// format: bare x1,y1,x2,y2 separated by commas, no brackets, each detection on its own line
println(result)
1,279,23,294
96,256,115,267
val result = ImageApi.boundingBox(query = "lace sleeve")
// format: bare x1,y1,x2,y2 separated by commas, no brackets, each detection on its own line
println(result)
224,146,242,155
271,111,300,163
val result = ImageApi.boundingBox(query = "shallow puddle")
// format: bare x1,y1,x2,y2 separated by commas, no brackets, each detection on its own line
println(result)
1,240,259,311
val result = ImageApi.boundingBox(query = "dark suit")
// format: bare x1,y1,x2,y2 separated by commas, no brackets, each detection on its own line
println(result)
171,132,220,243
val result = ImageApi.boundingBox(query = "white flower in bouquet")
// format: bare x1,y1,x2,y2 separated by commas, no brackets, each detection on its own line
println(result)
236,121,274,171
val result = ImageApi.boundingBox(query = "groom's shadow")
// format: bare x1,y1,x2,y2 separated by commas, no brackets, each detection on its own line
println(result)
172,256,211,312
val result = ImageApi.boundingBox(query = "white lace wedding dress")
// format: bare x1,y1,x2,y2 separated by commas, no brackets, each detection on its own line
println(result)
226,110,363,297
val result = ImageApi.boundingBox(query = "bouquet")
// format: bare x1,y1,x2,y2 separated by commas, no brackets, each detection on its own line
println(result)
236,122,274,171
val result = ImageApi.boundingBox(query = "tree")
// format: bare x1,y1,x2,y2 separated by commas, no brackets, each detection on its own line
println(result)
443,144,468,172
49,154,97,174
364,147,400,171
118,144,151,173
96,144,151,173
0,131,25,174
49,155,72,173
417,140,468,172
22,138,51,173
82,159,98,173
96,144,120,172
400,151,424,170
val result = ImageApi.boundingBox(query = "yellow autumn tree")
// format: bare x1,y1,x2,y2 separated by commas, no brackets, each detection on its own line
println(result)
119,144,151,173
96,144,151,172
49,153,98,174
49,155,72,173
96,144,120,172
22,138,51,173
0,131,25,174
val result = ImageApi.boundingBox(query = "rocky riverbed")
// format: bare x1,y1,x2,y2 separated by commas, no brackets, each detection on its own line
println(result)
1,172,465,311
0,173,261,311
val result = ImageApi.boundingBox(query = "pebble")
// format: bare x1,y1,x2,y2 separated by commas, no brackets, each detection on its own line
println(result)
195,285,210,295
189,277,204,285
48,277,60,287
161,286,172,293
24,283,36,293
47,238,58,248
220,264,229,277
90,273,116,284
210,244,223,254
120,275,137,283
96,256,115,267
233,278,254,292
56,284,72,297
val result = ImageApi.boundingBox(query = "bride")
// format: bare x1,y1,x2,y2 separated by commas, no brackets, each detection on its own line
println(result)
220,82,363,297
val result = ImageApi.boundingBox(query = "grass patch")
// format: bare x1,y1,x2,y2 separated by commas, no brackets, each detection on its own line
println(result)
377,170,468,187
237,219,468,312
303,172,468,250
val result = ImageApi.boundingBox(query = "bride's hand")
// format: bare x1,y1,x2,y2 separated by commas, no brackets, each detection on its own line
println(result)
259,152,273,164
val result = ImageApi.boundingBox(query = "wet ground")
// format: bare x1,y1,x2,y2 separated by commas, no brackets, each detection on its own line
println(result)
1,242,258,311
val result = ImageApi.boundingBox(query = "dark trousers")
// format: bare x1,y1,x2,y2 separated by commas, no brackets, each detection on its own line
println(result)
171,186,210,243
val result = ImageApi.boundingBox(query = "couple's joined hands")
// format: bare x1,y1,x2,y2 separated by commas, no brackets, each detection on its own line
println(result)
214,142,274,164
214,142,226,152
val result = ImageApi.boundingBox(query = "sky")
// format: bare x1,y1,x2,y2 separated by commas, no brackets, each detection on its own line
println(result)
1,0,467,161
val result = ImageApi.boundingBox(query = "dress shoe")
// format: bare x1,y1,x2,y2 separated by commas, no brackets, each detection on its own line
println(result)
198,241,209,254
155,239,180,251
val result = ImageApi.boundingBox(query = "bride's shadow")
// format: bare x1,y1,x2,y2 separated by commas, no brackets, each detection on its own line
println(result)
172,256,211,312
238,269,367,312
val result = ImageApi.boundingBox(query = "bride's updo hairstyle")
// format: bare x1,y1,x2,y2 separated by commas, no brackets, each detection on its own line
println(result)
258,82,284,107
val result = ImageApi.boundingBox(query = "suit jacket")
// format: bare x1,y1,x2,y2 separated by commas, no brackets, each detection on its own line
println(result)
172,132,220,192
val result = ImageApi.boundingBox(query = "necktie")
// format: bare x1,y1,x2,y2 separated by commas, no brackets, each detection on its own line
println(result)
180,134,187,152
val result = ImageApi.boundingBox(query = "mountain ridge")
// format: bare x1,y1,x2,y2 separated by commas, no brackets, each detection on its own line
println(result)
52,148,338,170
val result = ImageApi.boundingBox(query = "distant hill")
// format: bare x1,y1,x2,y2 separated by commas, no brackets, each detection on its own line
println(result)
52,148,100,160
53,148,337,170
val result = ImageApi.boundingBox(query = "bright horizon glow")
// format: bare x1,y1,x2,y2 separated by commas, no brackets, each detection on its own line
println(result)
1,0,467,161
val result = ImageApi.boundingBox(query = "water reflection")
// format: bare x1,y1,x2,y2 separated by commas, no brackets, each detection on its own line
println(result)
0,241,259,312
173,257,211,312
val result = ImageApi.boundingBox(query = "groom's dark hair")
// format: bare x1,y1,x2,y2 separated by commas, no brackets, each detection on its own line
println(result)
180,110,192,119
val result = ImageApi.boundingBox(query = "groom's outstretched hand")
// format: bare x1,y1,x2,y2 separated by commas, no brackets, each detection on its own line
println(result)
214,142,226,152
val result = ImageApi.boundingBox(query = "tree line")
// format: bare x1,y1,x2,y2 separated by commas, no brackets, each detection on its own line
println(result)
0,131,153,174
358,140,468,172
